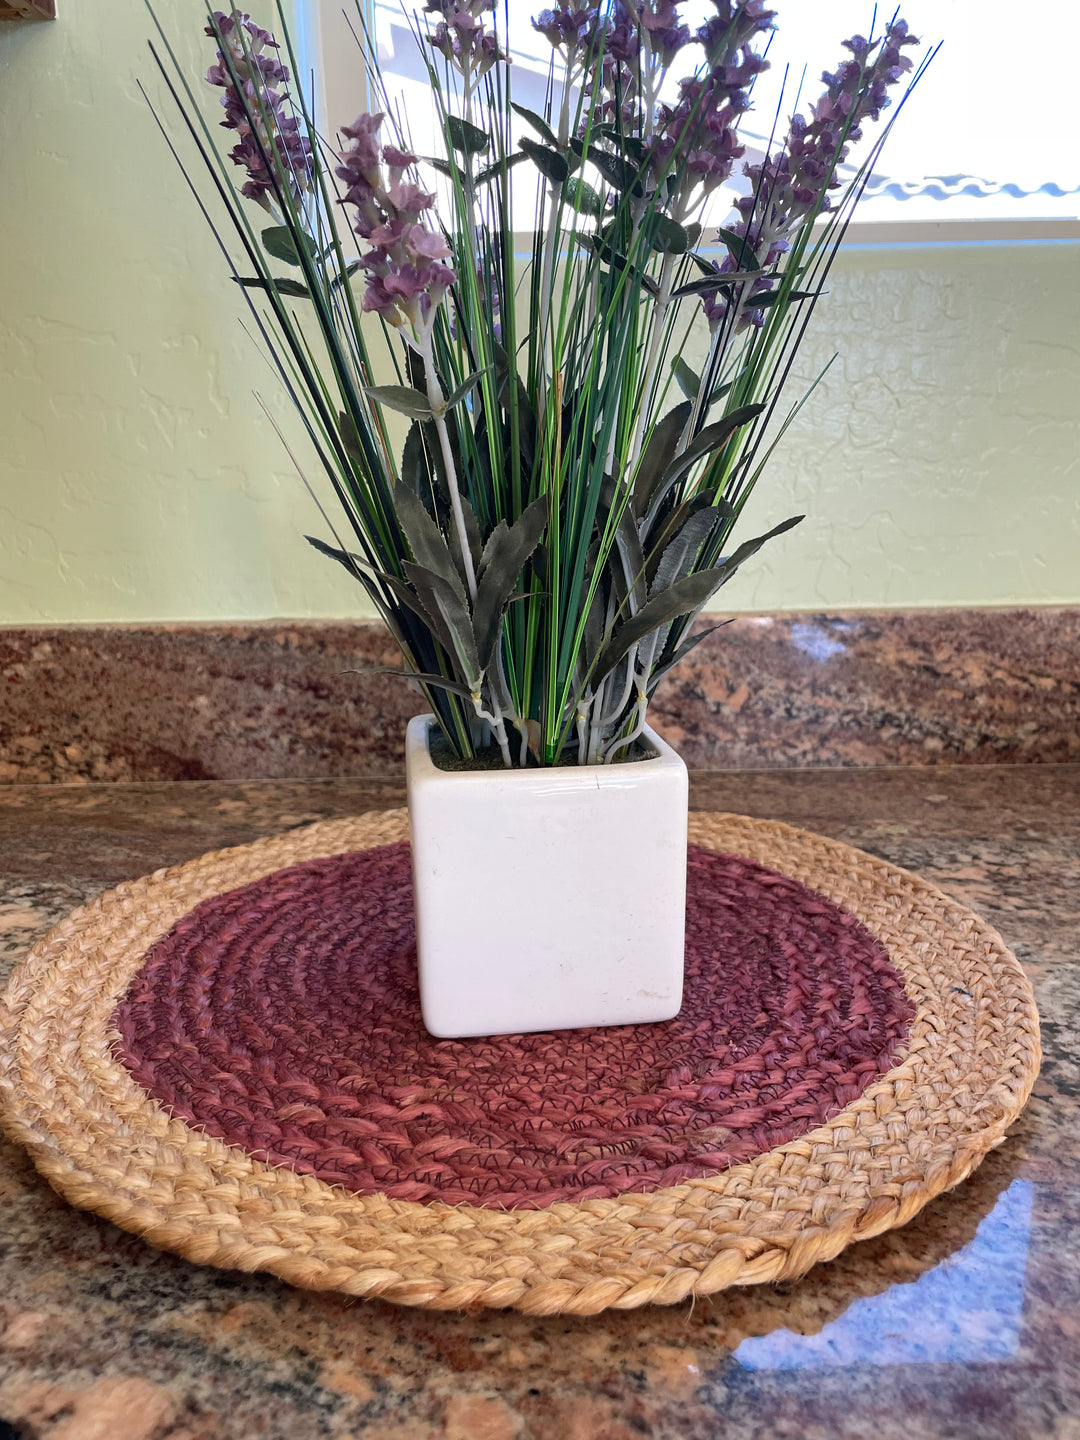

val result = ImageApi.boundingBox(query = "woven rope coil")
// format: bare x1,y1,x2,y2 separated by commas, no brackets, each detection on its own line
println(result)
0,811,1039,1315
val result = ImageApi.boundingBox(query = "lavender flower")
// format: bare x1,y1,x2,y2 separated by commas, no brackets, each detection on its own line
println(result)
425,0,504,82
531,3,599,55
639,3,691,67
699,17,917,331
337,114,456,330
697,0,775,67
204,11,312,209
647,30,769,218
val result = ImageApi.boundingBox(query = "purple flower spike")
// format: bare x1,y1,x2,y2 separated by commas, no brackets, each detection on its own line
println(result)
205,10,312,210
699,16,917,333
338,114,458,330
426,0,504,78
532,2,600,57
697,0,775,67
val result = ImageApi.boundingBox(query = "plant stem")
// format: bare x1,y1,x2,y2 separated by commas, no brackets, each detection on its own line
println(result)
472,694,513,768
601,686,646,763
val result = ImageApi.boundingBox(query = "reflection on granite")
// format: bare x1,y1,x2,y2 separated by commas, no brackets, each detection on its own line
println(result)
2,607,1077,782
0,765,1078,1439
653,606,1080,769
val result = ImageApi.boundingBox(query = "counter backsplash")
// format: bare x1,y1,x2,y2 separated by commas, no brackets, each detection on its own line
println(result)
1,607,1076,783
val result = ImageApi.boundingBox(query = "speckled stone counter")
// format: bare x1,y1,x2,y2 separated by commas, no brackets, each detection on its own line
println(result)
0,766,1077,1440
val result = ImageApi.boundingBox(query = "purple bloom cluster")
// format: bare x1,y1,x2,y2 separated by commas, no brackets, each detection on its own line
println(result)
424,0,503,81
205,11,312,208
531,2,774,216
649,44,769,201
696,0,774,67
336,114,456,330
700,18,918,332
640,2,691,68
531,3,597,54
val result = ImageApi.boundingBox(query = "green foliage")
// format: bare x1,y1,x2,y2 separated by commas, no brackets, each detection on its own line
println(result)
150,1,925,768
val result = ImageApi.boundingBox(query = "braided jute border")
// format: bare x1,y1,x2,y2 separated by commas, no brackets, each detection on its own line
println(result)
0,811,1040,1315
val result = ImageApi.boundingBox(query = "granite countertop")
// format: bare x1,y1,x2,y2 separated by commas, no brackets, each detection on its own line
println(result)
0,766,1076,1440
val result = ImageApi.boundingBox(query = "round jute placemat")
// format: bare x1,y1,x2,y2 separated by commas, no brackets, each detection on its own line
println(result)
0,811,1039,1315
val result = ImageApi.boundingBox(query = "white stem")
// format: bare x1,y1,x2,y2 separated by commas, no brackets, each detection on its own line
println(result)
558,63,573,148
472,693,513,768
596,645,638,728
643,57,660,138
463,62,475,130
601,688,647,763
418,326,478,603
575,709,587,764
586,708,603,764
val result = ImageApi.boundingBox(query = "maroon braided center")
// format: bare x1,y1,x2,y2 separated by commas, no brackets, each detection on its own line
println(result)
113,842,914,1209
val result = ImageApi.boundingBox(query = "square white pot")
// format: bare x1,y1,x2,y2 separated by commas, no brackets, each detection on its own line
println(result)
405,713,688,1038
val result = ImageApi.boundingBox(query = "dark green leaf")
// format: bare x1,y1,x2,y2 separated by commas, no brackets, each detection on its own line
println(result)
349,666,473,698
615,514,648,612
707,513,804,583
596,128,645,164
562,176,603,216
646,620,732,696
338,410,366,468
651,215,690,254
376,567,450,647
671,269,764,300
656,402,765,496
689,250,722,277
593,569,731,687
573,139,640,194
671,357,701,401
519,136,569,184
330,259,363,288
510,102,559,148
746,288,818,308
592,517,802,688
401,421,434,498
577,234,659,294
649,506,726,598
475,151,529,185
422,155,456,179
404,562,481,686
446,114,490,156
304,534,367,577
715,226,760,271
473,497,548,670
632,401,693,518
363,384,434,420
581,583,606,671
393,481,468,606
443,367,490,413
233,276,311,298
261,226,319,267
644,491,727,560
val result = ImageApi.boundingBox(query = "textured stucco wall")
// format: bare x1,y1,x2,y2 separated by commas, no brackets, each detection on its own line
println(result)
2,0,1078,623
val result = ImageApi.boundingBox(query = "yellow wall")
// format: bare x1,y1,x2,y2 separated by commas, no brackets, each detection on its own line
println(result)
2,0,1078,623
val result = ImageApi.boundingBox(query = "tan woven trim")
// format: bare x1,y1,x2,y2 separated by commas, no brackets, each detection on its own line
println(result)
0,811,1039,1315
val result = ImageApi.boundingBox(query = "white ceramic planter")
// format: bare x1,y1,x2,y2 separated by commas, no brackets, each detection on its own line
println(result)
405,713,688,1038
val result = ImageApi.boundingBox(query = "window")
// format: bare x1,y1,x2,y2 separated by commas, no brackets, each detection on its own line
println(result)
310,0,1080,241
